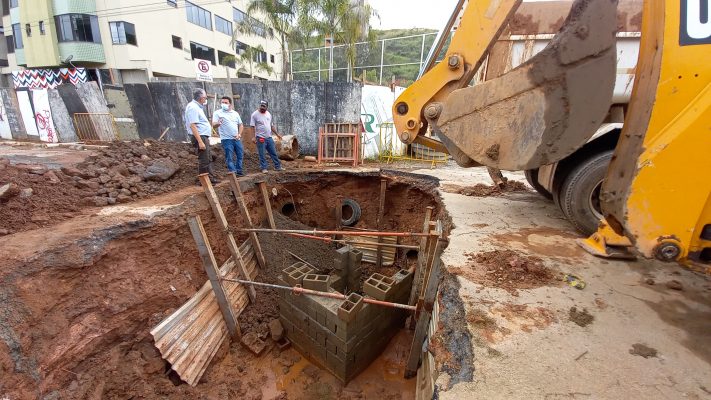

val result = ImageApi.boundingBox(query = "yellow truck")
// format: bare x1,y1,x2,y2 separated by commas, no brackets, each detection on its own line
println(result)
393,0,710,265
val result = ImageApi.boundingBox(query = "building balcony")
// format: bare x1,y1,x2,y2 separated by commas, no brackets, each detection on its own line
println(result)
58,42,105,64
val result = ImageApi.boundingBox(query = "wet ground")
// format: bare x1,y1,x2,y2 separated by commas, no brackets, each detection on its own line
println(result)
415,165,711,399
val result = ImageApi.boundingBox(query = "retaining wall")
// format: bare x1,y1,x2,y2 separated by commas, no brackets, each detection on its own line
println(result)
0,80,362,155
277,246,413,383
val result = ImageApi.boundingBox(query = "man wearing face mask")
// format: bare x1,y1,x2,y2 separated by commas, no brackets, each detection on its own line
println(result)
185,88,218,184
250,100,284,173
212,96,244,176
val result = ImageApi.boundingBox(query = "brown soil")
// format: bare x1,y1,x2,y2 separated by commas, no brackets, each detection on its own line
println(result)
568,307,594,327
0,140,296,234
238,212,340,334
441,180,529,197
0,170,441,399
450,249,558,295
629,343,658,358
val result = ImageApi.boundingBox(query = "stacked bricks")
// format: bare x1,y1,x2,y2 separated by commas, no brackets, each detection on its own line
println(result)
277,256,414,383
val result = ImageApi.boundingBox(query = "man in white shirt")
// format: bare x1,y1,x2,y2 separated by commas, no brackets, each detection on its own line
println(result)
212,96,244,176
185,88,217,184
250,100,284,173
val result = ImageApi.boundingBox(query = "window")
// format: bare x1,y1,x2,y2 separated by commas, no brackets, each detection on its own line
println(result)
109,21,137,45
11,23,22,49
251,18,266,37
235,41,248,55
167,0,177,7
186,1,211,30
215,15,232,36
39,21,45,35
6,35,14,53
171,35,182,49
24,23,30,37
253,49,267,63
2,0,9,16
55,14,101,43
218,50,235,68
233,8,246,24
270,54,275,63
190,41,215,65
9,0,17,8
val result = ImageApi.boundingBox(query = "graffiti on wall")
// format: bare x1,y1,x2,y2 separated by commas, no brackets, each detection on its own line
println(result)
15,89,58,143
12,68,89,90
0,96,12,139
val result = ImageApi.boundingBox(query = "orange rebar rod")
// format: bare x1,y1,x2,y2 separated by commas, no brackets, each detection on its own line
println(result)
238,227,431,237
221,278,417,311
287,232,420,250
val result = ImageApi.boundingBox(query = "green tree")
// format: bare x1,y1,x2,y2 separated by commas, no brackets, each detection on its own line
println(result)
221,46,274,79
300,0,377,82
237,0,309,81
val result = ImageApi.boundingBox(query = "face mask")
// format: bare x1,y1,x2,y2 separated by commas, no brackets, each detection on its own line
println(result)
259,108,266,114
200,98,207,105
221,104,229,111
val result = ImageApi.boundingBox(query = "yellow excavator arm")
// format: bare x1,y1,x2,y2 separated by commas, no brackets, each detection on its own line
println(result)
394,0,711,265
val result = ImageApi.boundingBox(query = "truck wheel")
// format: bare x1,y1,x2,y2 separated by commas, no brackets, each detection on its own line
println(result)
524,169,553,200
559,151,613,236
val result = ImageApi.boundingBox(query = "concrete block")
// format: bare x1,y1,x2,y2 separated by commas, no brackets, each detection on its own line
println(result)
302,273,330,292
348,248,363,271
337,293,364,323
284,262,307,286
329,274,345,293
269,319,284,341
334,246,350,271
363,277,393,301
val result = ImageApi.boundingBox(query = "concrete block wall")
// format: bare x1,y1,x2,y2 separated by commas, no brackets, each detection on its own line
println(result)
278,259,414,383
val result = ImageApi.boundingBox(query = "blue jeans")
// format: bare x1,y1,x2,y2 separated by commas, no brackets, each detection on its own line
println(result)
221,138,243,174
256,136,281,170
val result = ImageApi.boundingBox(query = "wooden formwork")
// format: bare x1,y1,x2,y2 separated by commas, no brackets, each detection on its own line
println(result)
318,123,362,166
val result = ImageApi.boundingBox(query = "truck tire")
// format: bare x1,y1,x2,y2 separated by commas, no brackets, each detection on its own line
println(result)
559,151,613,236
341,199,361,226
524,169,553,200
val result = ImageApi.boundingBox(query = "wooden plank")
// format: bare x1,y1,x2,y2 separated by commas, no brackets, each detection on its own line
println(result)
335,196,342,241
199,174,257,303
187,215,241,338
257,180,276,229
227,173,266,269
376,179,387,268
405,235,447,378
409,206,434,307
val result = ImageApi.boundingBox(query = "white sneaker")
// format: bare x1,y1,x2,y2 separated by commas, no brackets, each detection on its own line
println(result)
261,169,268,173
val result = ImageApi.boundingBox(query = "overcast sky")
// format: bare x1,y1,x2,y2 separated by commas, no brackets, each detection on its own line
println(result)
368,0,550,30
368,0,459,30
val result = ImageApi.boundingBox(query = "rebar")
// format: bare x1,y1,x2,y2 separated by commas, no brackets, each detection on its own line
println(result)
240,227,431,238
221,278,417,311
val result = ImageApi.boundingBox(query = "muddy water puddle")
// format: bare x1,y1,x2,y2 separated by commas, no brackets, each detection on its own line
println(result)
253,330,416,399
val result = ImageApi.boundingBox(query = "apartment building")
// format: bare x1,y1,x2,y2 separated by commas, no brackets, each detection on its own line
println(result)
0,0,283,84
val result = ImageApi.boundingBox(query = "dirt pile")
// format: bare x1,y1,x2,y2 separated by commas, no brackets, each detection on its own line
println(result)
441,180,529,197
0,140,285,234
450,249,558,294
238,212,340,334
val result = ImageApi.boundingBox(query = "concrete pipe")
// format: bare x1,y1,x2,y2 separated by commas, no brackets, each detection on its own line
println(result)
276,135,300,161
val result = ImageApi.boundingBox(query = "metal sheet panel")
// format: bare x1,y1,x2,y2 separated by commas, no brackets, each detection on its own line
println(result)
150,238,258,386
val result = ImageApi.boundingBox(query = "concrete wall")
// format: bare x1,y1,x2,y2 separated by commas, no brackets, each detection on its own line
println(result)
104,86,139,141
231,80,362,155
0,79,362,149
278,248,413,383
123,80,361,154
0,88,27,139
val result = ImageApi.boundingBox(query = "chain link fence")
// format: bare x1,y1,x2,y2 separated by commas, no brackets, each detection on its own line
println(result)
291,32,448,86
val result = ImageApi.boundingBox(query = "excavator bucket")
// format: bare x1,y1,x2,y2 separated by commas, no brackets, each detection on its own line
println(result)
431,0,619,170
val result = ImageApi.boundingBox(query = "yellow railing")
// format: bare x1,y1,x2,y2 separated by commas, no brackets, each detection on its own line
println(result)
73,113,119,141
378,123,448,168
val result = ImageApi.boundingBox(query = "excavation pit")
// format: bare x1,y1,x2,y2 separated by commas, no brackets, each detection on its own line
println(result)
1,170,448,399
